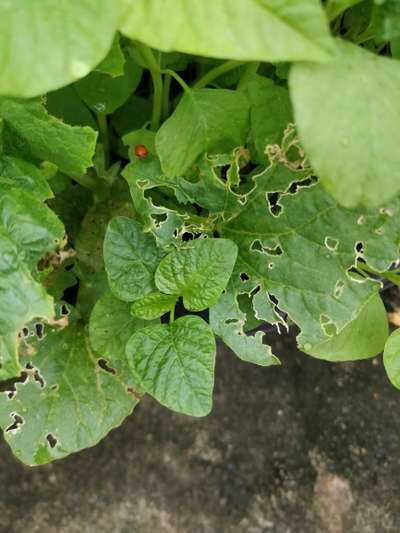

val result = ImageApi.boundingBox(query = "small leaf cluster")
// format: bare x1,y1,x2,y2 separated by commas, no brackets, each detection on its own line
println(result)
0,0,400,465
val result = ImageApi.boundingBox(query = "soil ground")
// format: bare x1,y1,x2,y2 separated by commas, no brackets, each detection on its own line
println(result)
1,330,400,533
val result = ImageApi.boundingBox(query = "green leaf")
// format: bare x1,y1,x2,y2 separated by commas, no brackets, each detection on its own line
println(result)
131,292,177,320
121,0,334,63
104,217,164,302
126,315,215,417
46,86,98,130
155,238,238,311
89,291,152,386
0,230,53,335
245,75,293,164
384,328,400,389
303,291,388,361
95,34,126,77
220,163,400,346
0,0,123,97
0,320,136,466
123,129,156,155
372,0,400,41
0,98,97,176
0,333,20,381
156,89,249,177
289,39,400,207
210,287,279,366
0,156,53,201
0,184,65,266
325,0,363,21
75,57,142,115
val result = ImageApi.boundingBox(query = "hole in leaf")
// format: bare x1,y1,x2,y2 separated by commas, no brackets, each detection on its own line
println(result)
46,433,58,448
375,227,384,235
127,387,142,401
26,363,45,388
240,272,249,281
35,323,44,339
60,304,70,316
324,236,339,252
6,413,24,433
379,208,393,217
334,280,345,299
226,318,239,324
267,193,282,217
98,358,116,375
357,215,366,225
320,315,337,337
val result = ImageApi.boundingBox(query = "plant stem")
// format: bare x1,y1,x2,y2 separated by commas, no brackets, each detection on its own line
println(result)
162,73,172,120
96,113,109,169
137,43,163,131
160,68,191,93
237,62,260,91
170,305,175,323
193,60,246,89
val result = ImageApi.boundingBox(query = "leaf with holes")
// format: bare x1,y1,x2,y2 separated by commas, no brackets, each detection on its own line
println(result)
126,315,216,417
0,319,136,466
155,238,238,311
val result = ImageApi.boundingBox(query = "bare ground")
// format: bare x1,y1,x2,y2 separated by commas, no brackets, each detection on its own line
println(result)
1,330,400,533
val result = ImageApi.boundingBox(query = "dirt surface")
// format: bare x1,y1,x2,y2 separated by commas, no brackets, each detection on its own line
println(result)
1,330,400,533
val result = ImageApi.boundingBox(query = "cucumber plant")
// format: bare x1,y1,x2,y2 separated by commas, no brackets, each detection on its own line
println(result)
1,0,400,465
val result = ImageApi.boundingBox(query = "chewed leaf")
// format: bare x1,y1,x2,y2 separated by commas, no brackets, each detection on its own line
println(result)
302,291,388,361
121,0,334,63
0,320,136,466
126,316,216,417
0,0,122,97
210,287,279,366
104,217,164,302
89,291,154,387
155,238,238,311
131,292,177,320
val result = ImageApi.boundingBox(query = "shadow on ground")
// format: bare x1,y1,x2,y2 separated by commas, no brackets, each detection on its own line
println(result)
1,331,399,533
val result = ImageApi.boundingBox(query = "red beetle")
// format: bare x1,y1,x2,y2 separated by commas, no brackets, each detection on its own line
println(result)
134,144,149,159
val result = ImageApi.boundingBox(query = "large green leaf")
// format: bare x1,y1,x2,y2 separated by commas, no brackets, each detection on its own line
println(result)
210,287,279,366
245,75,293,164
220,163,400,347
89,291,151,387
384,328,400,389
0,156,53,201
0,333,20,381
0,320,136,466
156,89,249,177
104,217,164,301
155,238,238,311
0,98,97,176
121,0,334,63
126,316,216,417
75,57,142,115
289,39,400,207
0,0,123,97
304,291,388,361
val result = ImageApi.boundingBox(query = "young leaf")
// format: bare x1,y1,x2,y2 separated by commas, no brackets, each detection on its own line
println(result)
289,39,400,207
75,58,142,115
89,291,152,386
384,328,400,389
126,316,216,417
121,0,334,63
0,98,97,176
0,320,137,466
104,217,164,302
245,75,293,164
210,288,279,366
0,0,123,97
155,238,238,311
156,89,249,177
131,292,177,320
303,291,388,361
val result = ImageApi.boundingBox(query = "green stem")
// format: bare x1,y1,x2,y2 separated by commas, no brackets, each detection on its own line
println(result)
170,305,175,323
193,60,245,89
160,68,191,93
96,113,109,169
162,73,172,120
137,43,163,131
237,62,260,91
